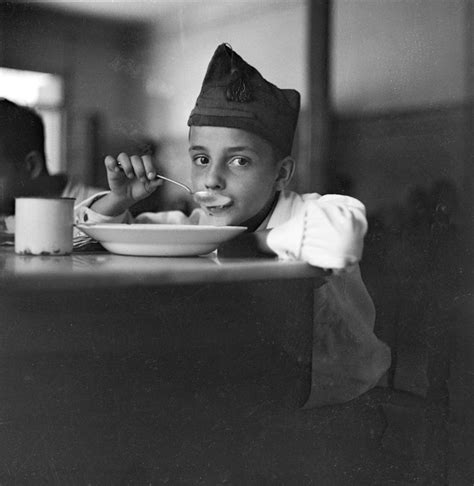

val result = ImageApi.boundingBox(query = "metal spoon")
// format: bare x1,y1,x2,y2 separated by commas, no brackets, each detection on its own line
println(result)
117,163,231,206
151,174,233,206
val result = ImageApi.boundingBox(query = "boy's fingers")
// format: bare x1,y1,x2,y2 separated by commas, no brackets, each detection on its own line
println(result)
142,155,156,180
104,155,120,172
130,155,147,181
117,153,134,178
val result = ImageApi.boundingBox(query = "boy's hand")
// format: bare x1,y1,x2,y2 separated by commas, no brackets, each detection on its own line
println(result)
105,153,162,203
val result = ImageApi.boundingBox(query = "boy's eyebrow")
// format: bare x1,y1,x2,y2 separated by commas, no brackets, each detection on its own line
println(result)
188,145,257,154
225,146,256,154
188,145,207,152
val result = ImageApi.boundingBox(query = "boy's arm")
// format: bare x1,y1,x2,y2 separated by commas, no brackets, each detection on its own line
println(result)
263,195,390,406
265,195,368,270
74,191,134,225
89,191,136,217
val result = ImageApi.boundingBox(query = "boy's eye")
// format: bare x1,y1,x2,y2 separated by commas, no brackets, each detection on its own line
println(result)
228,157,249,168
193,156,209,166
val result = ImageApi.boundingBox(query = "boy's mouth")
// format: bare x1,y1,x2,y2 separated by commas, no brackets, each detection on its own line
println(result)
205,200,233,214
194,191,233,214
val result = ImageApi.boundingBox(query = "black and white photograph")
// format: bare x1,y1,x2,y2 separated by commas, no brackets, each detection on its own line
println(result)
0,0,472,484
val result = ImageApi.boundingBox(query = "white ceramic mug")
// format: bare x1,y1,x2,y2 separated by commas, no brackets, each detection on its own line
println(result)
15,197,75,256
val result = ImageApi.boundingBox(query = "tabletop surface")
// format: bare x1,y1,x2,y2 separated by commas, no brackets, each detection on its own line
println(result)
0,247,326,290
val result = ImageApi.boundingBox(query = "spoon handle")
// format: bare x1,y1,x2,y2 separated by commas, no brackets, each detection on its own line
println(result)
154,174,192,193
116,161,192,194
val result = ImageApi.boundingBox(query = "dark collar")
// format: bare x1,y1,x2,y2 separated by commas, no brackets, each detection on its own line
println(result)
241,192,280,233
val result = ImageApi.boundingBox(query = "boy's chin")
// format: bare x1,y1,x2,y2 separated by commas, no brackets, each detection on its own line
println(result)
207,214,237,227
203,210,242,227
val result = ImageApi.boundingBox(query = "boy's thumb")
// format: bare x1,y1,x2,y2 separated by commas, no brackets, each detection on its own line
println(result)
144,178,163,193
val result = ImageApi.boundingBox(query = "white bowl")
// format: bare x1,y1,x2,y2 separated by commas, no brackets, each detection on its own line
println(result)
76,223,247,256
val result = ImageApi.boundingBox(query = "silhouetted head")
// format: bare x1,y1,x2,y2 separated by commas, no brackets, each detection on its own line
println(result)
0,97,47,177
0,98,50,213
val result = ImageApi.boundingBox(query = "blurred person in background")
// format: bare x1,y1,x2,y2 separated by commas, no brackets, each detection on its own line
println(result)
0,98,103,231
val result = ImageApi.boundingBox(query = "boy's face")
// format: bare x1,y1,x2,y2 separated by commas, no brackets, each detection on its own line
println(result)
189,126,287,227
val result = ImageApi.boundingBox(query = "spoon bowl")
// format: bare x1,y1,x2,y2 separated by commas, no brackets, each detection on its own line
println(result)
192,191,232,207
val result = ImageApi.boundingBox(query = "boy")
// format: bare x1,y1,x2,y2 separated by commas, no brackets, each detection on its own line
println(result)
0,98,103,226
76,44,391,406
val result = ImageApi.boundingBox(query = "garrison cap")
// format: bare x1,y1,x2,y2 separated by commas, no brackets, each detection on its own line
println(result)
187,43,300,156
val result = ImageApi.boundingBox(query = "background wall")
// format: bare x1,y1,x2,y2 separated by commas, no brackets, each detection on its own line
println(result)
0,3,148,186
332,0,468,114
329,0,472,215
140,1,309,204
143,2,309,139
0,1,309,203
0,0,471,216
138,0,472,213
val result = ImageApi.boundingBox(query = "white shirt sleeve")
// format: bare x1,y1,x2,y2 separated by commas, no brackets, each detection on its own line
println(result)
74,191,204,227
74,191,132,225
265,192,390,406
266,193,368,270
304,264,391,407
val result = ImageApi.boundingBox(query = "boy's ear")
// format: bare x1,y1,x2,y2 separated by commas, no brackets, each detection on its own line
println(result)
275,156,295,191
24,151,46,179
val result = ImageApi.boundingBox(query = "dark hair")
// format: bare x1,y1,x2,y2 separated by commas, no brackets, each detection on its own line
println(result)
0,98,45,164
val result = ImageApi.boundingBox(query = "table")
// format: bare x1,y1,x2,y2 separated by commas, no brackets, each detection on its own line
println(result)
0,246,325,290
0,247,326,482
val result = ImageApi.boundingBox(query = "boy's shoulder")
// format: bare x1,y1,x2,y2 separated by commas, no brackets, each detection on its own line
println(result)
267,190,366,230
267,190,322,229
279,189,323,205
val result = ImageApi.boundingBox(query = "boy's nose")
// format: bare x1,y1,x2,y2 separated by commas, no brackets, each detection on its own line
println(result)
204,165,225,190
